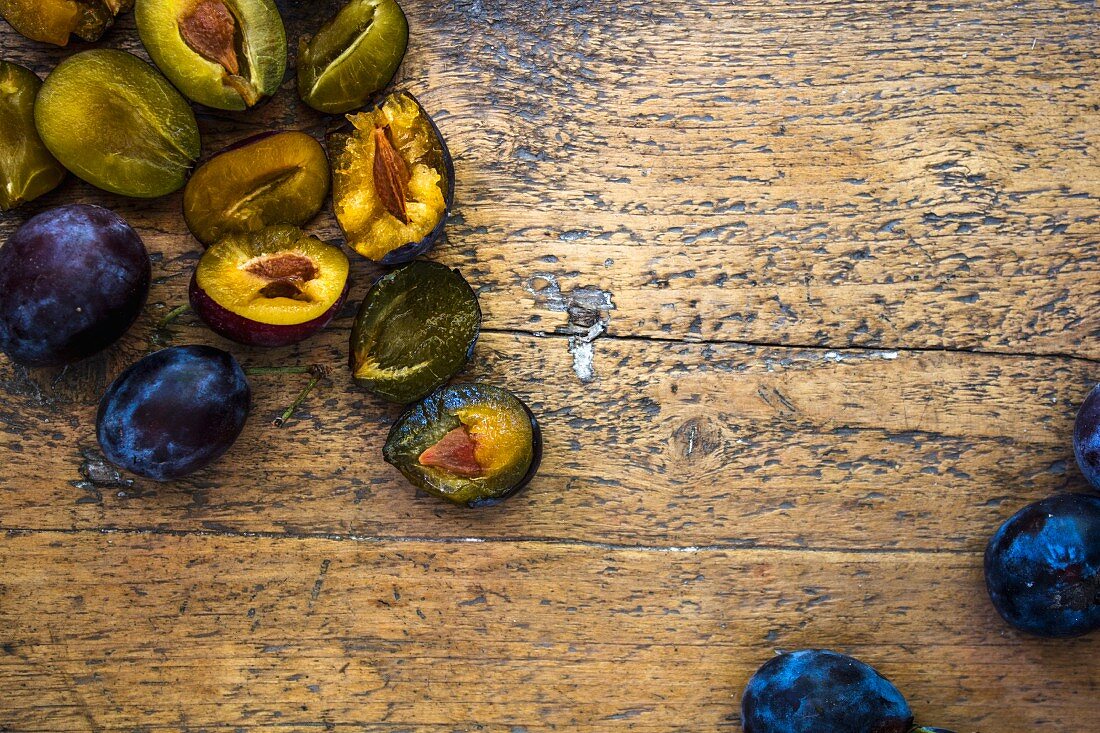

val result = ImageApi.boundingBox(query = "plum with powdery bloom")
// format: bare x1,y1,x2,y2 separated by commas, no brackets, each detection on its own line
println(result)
984,493,1100,638
741,649,912,733
1073,384,1100,491
0,204,150,367
97,346,251,481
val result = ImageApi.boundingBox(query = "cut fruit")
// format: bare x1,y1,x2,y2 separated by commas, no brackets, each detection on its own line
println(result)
350,260,481,403
190,225,350,347
184,131,331,247
298,0,409,114
0,61,66,211
136,0,287,111
384,383,543,507
329,91,453,264
0,0,133,46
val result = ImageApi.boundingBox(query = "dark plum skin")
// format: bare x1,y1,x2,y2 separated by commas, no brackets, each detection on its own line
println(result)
1073,384,1100,490
741,649,913,733
0,205,150,367
97,346,251,481
912,728,957,732
984,493,1100,638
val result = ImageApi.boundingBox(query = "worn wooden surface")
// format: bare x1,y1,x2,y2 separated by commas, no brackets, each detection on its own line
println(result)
1,0,1099,730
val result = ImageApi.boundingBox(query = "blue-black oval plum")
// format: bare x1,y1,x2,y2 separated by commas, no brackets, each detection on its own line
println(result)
97,346,251,481
984,493,1100,638
1073,384,1100,491
741,649,913,733
0,204,150,367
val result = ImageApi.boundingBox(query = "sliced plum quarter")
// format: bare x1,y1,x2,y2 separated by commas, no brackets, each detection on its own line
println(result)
330,91,453,264
184,131,331,247
350,260,480,403
190,225,350,347
384,384,543,507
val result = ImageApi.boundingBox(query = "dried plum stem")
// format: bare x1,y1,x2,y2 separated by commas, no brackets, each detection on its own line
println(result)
156,304,192,330
244,365,330,428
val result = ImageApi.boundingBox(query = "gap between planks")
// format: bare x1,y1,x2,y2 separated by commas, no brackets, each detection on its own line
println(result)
0,526,980,557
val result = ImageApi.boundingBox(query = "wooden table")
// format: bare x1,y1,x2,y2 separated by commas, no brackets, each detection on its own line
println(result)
1,1,1098,730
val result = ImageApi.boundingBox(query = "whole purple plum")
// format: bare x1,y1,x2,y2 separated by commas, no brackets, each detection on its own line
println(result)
0,204,150,366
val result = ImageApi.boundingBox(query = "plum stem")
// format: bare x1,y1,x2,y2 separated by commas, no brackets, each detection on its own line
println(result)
156,304,192,330
245,365,330,428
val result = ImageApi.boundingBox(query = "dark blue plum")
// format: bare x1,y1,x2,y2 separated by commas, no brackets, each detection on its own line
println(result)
1073,385,1100,491
984,493,1100,638
741,649,913,733
97,346,251,481
0,204,150,367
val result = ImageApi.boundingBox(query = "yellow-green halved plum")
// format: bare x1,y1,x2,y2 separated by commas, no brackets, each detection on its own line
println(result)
35,49,200,198
0,0,132,47
0,62,66,211
298,0,408,115
184,131,331,247
330,91,453,264
136,0,286,111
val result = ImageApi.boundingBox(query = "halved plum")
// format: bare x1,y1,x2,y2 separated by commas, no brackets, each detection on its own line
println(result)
0,61,66,211
0,0,132,47
298,0,409,114
190,225,350,347
383,384,543,507
136,0,287,111
329,91,453,264
184,131,331,247
35,49,200,198
350,260,480,403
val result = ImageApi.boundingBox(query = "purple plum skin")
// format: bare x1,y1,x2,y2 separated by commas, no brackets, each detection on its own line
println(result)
97,346,251,481
741,649,913,733
188,271,349,348
0,204,150,367
1073,384,1100,491
984,493,1100,638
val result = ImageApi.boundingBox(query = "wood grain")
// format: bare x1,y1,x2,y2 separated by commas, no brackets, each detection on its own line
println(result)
1,0,1099,730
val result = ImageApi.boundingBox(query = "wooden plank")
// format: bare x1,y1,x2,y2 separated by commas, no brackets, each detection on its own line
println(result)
0,531,1096,731
4,1,1097,357
0,327,1093,551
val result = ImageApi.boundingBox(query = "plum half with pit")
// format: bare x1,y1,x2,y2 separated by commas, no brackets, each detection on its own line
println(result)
985,493,1100,638
0,0,133,46
35,49,201,198
97,345,250,480
298,0,409,114
329,91,453,264
190,226,350,348
0,205,150,367
137,0,286,111
0,61,66,211
741,649,913,733
350,260,481,403
384,384,543,507
183,131,331,247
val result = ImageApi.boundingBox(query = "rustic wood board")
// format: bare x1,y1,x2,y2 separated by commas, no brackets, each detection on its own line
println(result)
1,0,1098,730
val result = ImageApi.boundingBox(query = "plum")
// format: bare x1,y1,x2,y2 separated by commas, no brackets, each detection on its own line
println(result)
350,261,481,403
97,345,251,480
298,0,408,114
1072,384,1100,491
0,61,66,211
329,91,453,264
183,131,331,247
911,729,956,732
189,225,350,347
136,0,286,111
384,383,542,507
984,493,1100,638
741,649,913,733
35,49,201,198
0,0,132,46
0,205,150,367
